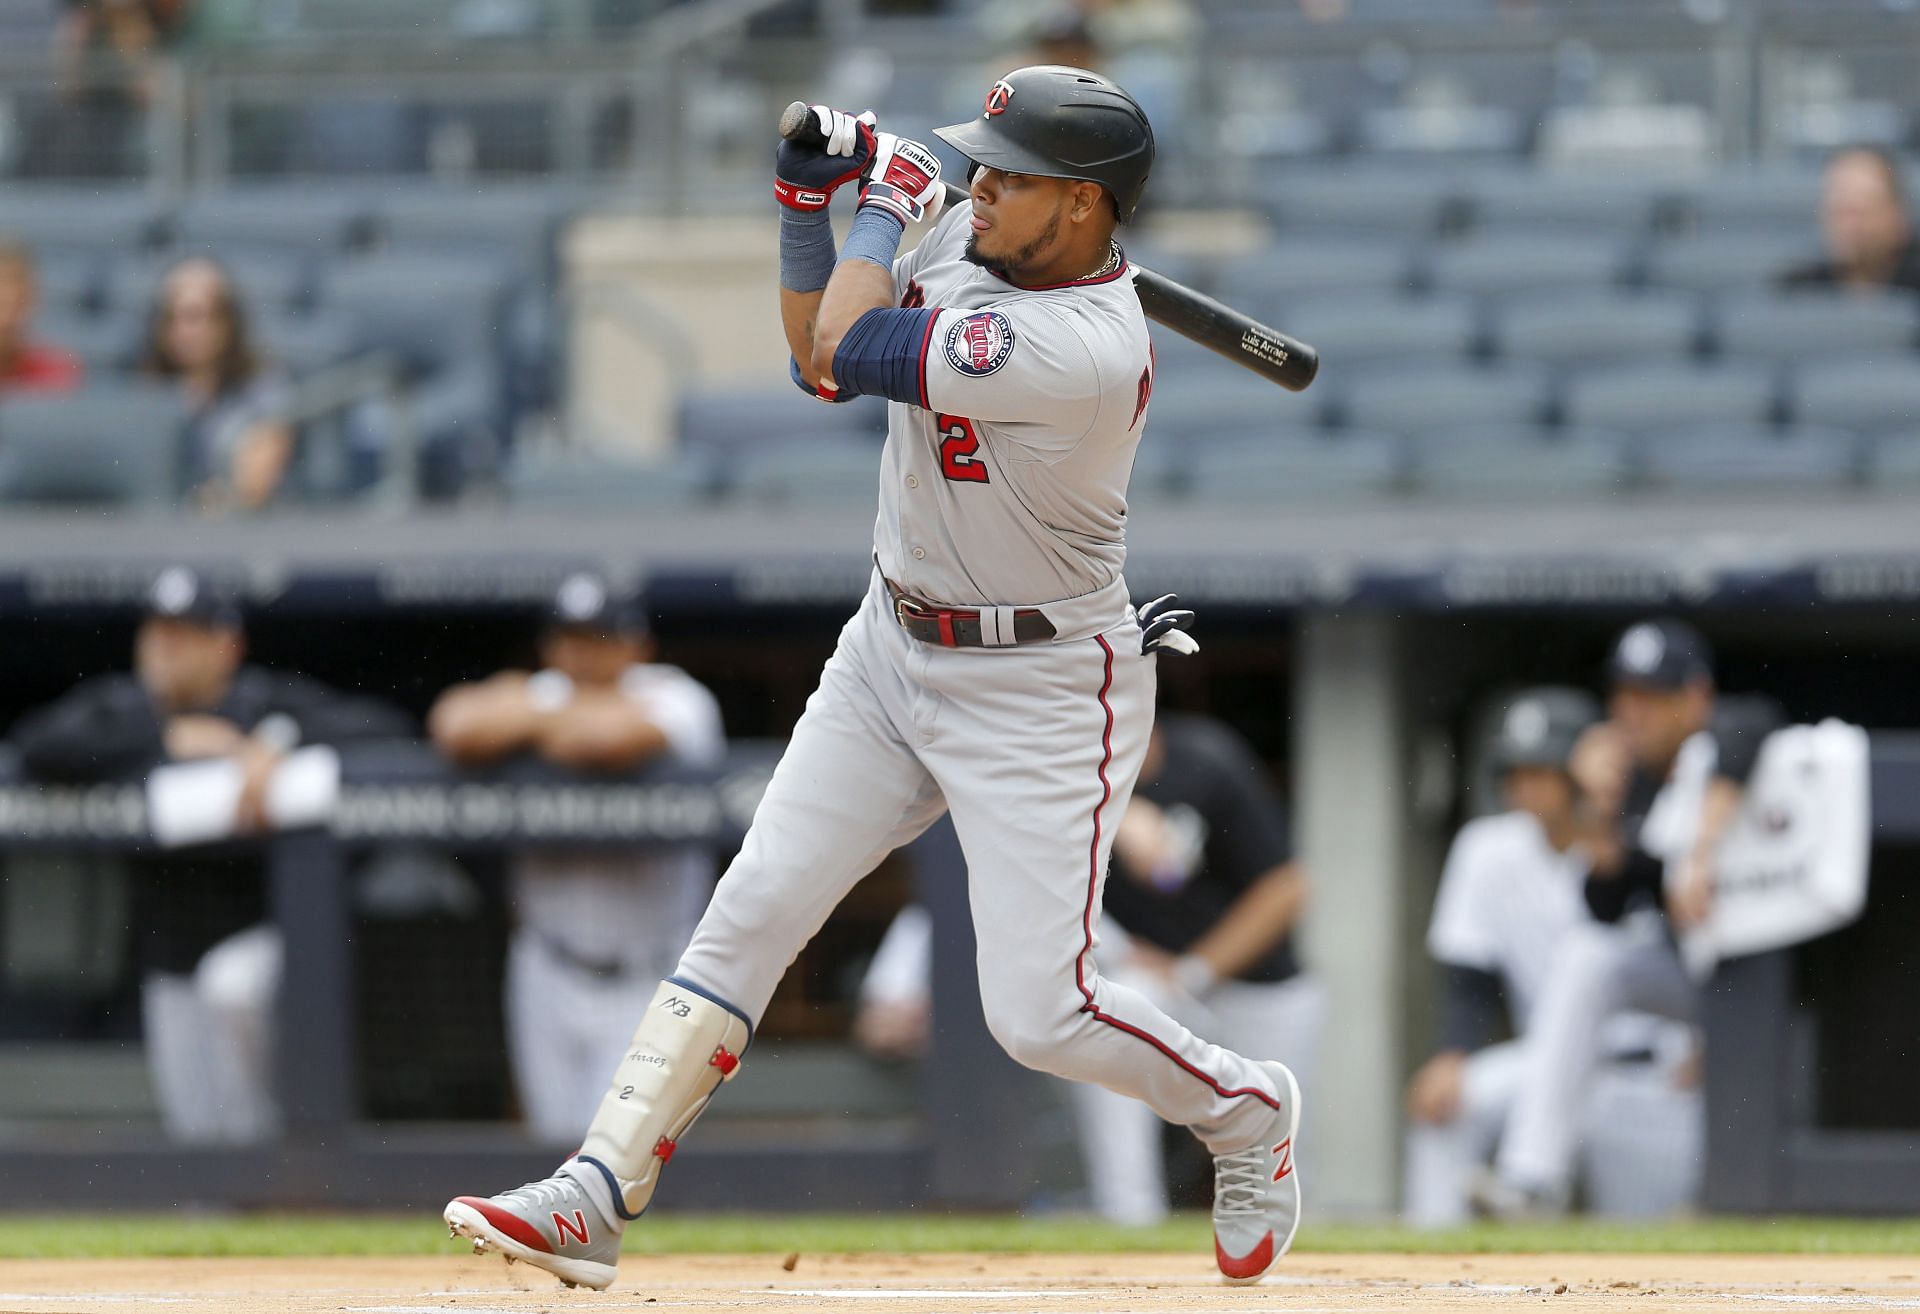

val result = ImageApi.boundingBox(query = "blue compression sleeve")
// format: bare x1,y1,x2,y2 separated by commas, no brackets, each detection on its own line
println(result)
830,306,939,405
779,207,837,293
838,206,906,271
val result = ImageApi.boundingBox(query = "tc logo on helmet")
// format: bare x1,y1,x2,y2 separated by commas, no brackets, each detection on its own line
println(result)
984,79,1015,117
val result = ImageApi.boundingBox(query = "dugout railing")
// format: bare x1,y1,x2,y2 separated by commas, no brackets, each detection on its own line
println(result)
0,732,1914,1213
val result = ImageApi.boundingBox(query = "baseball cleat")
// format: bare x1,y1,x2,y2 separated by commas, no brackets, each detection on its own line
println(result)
444,1156,626,1291
1211,1060,1302,1285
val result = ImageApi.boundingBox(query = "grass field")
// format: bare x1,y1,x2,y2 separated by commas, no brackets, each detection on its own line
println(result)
5,1211,1918,1259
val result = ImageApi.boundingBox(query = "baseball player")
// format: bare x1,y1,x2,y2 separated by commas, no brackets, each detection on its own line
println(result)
1402,688,1701,1226
445,65,1301,1290
1476,621,1780,1217
428,574,725,1143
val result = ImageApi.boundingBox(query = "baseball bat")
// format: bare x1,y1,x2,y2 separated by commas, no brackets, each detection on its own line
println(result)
779,101,1319,393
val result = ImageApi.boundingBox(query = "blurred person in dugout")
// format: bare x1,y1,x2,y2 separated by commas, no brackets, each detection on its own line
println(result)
0,238,83,395
1782,145,1920,294
428,573,725,1143
1473,620,1783,1218
141,257,295,513
1402,688,1702,1227
8,566,411,1142
857,711,1320,1225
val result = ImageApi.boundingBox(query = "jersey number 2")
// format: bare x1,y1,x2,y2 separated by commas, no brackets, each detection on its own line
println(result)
936,413,990,484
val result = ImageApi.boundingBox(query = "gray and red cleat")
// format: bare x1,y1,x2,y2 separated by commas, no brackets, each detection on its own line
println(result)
1210,1060,1303,1284
445,1155,626,1290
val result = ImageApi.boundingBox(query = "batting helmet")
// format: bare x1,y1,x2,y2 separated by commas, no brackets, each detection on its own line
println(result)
1487,687,1601,773
934,65,1155,222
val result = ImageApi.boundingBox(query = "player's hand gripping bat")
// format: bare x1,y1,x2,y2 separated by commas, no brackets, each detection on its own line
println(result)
779,101,1319,393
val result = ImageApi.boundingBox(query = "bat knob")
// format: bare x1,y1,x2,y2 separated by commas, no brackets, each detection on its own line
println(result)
779,101,815,142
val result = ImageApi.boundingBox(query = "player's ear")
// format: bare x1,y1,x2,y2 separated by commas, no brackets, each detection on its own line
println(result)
1068,180,1102,223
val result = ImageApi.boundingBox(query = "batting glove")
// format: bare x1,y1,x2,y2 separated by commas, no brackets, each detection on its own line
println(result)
859,132,945,227
1139,593,1199,656
775,105,877,212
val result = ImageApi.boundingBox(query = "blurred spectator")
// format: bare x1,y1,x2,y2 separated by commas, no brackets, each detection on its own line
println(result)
857,712,1318,1225
140,258,295,512
56,0,194,107
1782,145,1920,295
0,239,84,396
8,565,412,1143
429,573,724,1143
1475,620,1781,1218
1402,689,1701,1227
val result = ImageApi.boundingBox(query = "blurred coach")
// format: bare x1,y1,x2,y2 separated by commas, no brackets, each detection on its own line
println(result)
429,574,725,1142
10,566,411,1142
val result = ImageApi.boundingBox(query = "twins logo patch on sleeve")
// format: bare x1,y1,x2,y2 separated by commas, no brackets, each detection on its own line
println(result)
945,310,1016,377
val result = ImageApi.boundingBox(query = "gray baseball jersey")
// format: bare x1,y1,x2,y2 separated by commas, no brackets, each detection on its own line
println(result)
880,200,1155,608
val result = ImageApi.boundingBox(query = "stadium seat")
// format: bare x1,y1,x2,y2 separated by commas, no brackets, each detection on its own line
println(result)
1792,356,1920,432
1864,432,1920,487
1491,290,1700,370
1258,166,1455,238
1413,424,1635,498
1186,429,1405,501
1640,231,1816,294
1562,361,1777,432
1713,290,1919,364
1639,424,1861,491
27,251,103,316
1425,234,1631,298
1149,374,1316,445
1677,169,1824,235
1284,294,1480,366
1459,169,1665,237
373,185,582,279
0,190,160,255
172,191,372,258
504,447,714,507
734,436,884,504
106,252,315,320
1338,361,1551,434
321,255,509,380
0,385,184,505
1216,237,1420,312
255,310,358,375
30,310,142,375
677,387,888,454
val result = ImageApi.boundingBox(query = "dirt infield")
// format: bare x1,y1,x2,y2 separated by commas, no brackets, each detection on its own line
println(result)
0,1252,1915,1313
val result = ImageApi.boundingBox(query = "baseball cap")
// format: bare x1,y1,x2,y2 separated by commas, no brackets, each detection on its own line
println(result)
144,565,243,630
546,571,648,637
1487,686,1601,772
1605,618,1714,691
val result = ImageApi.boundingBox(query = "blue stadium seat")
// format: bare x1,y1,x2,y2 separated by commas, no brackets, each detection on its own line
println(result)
1639,424,1861,491
255,310,358,375
1640,231,1816,294
30,310,142,375
0,384,184,505
373,185,582,273
677,387,887,454
1459,170,1665,237
107,252,315,320
1491,291,1699,370
1413,424,1635,498
172,191,372,259
1149,374,1314,445
0,190,160,255
26,251,102,316
1259,167,1455,238
1713,290,1919,364
1678,169,1824,235
1425,234,1631,298
1217,237,1419,313
505,447,714,507
1187,429,1405,501
1338,361,1551,434
1285,294,1480,366
733,436,884,504
1792,356,1920,432
321,255,509,380
1864,432,1920,487
1562,361,1776,432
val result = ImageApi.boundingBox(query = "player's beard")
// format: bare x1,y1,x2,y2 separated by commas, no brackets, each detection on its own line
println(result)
964,206,1063,281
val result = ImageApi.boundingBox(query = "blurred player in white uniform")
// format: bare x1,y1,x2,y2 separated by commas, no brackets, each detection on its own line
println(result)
445,66,1301,1292
1403,687,1701,1226
429,574,724,1142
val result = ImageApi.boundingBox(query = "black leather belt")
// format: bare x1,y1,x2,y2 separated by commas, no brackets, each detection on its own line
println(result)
883,575,1056,648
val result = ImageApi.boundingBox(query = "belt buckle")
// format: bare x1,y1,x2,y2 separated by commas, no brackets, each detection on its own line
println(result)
894,593,935,628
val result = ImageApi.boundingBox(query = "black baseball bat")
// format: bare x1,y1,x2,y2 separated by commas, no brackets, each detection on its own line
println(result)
778,101,1319,393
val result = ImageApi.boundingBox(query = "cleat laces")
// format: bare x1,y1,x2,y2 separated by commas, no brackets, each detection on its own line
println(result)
1213,1145,1268,1217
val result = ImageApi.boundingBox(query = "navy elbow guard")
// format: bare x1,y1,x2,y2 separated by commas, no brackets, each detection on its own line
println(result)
830,307,939,406
789,355,853,403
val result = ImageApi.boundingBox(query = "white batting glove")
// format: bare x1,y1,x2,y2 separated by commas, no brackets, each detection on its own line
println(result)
1139,593,1199,656
859,132,945,227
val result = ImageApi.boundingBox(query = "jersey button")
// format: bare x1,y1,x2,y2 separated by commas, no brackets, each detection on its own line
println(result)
906,475,919,489
911,546,926,560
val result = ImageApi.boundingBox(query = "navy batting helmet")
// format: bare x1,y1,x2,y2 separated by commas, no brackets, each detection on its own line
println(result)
934,65,1155,222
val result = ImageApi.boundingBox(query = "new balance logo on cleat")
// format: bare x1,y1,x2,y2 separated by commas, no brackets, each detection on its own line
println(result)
553,1210,590,1247
1272,1138,1294,1183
